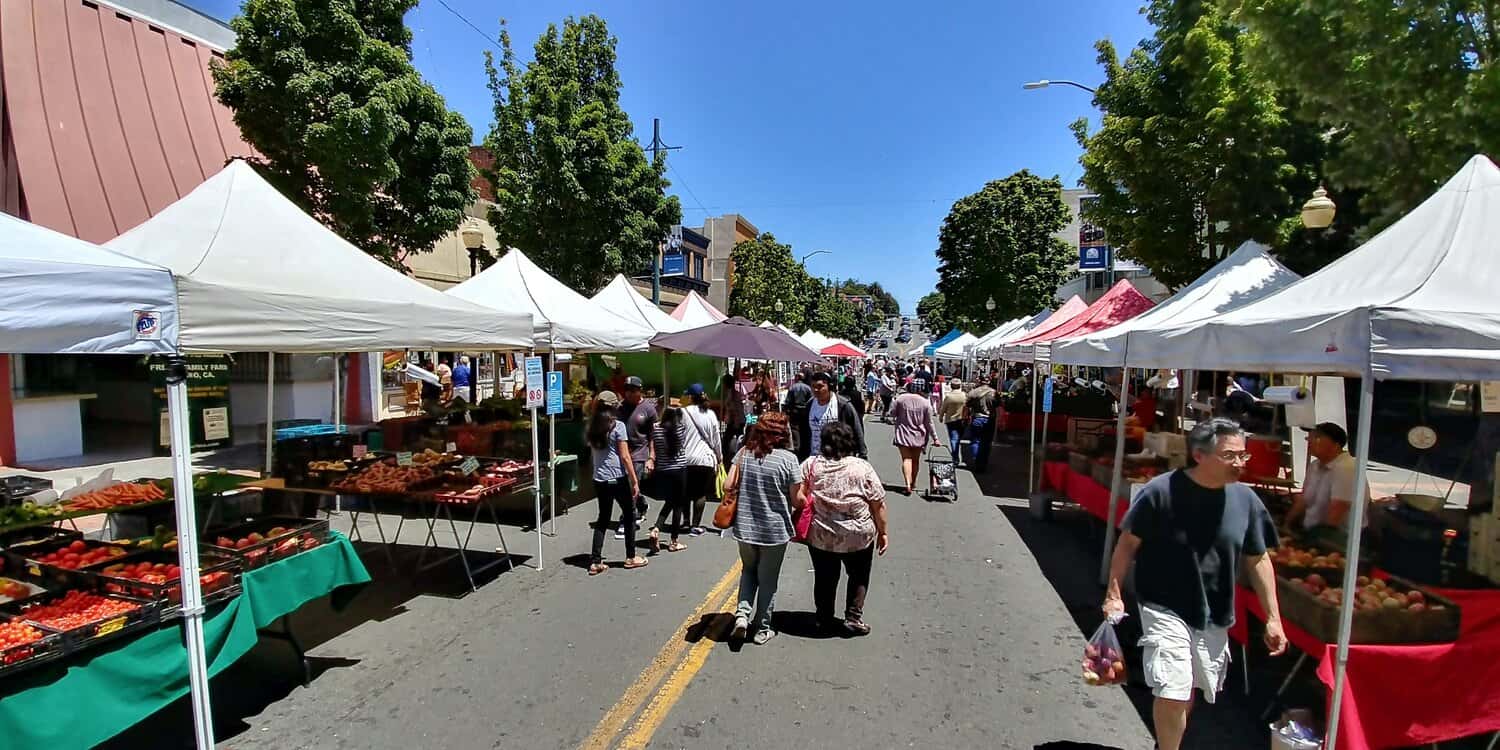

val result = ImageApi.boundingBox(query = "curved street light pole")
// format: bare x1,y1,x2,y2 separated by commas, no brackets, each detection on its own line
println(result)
1022,79,1097,94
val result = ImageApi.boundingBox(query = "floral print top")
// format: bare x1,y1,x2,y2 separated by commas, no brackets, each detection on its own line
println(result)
799,456,885,553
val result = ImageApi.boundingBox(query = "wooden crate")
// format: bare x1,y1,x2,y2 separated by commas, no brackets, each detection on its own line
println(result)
1068,417,1116,449
1275,567,1461,645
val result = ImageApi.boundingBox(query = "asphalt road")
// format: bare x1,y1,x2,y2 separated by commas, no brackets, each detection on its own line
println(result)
119,420,1160,750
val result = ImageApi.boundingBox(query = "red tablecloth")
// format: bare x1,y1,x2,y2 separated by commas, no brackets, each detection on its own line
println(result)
1040,460,1128,526
1232,584,1500,749
997,408,1069,435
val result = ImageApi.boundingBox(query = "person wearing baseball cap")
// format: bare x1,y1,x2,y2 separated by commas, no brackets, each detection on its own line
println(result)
616,376,657,539
1289,422,1373,532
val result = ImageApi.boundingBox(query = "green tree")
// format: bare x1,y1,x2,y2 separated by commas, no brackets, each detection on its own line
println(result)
935,171,1075,328
728,233,809,330
1235,0,1499,229
483,16,681,293
1070,0,1343,290
808,292,861,342
213,0,476,267
916,292,949,334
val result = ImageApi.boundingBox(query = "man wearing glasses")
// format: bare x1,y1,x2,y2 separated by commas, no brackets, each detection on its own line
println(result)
1103,418,1287,750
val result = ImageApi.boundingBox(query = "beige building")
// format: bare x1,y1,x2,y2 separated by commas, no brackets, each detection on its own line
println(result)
1052,188,1170,305
693,214,759,313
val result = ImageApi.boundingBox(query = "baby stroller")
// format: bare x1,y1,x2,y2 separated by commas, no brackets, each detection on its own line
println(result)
926,443,959,502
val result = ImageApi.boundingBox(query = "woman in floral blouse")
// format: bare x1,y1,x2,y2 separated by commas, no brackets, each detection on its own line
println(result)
797,421,889,635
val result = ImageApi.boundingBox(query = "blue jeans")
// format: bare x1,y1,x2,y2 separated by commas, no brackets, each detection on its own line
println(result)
736,541,788,632
946,421,965,461
966,414,993,469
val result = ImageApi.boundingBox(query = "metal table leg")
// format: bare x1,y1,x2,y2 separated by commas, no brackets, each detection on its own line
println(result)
1260,651,1310,721
259,612,311,687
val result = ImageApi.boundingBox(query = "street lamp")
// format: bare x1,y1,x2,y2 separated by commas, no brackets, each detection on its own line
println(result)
985,296,996,312
1022,79,1097,94
800,249,832,265
459,220,486,277
1301,185,1337,229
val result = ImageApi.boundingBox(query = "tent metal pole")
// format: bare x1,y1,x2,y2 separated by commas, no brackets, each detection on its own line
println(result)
1101,363,1132,585
530,344,544,570
264,352,274,476
548,339,558,537
166,358,214,750
1027,354,1038,494
1326,369,1375,749
332,353,342,429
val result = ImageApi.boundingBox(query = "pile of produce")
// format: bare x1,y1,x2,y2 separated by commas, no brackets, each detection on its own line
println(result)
410,449,458,466
491,459,534,478
14,591,138,631
100,561,234,597
1269,543,1347,570
1295,574,1446,613
212,524,293,550
0,621,46,661
307,460,349,472
62,481,166,512
0,501,64,527
333,461,436,494
0,578,39,604
32,540,128,569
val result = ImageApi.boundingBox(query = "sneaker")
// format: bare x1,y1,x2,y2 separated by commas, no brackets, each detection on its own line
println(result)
690,526,706,537
751,629,777,645
731,615,749,641
614,525,625,539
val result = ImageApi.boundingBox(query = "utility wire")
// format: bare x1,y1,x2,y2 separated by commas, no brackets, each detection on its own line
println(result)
667,162,711,217
431,0,504,53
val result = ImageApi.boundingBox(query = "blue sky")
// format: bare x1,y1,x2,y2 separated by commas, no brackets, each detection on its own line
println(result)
182,0,1153,312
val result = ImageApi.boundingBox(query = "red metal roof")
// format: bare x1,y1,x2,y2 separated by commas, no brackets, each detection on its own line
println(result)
0,0,254,243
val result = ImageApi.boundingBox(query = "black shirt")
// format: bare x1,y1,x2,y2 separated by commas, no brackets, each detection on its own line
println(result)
911,369,934,395
1122,470,1278,629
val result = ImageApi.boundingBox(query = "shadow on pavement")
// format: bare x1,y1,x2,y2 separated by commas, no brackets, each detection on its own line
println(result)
771,610,840,640
1034,743,1125,750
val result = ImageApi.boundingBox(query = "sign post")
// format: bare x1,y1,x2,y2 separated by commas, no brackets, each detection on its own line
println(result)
524,356,544,568
545,371,564,534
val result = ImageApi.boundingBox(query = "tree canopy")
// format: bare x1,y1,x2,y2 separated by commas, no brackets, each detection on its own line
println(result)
916,292,949,334
1235,0,1499,230
482,16,681,293
935,171,1075,328
213,0,477,267
728,233,810,331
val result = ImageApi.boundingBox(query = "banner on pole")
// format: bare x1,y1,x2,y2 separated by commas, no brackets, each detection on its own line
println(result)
546,371,564,415
524,356,544,408
1042,376,1055,413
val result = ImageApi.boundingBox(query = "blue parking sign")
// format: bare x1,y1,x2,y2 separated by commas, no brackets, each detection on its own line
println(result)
546,371,564,415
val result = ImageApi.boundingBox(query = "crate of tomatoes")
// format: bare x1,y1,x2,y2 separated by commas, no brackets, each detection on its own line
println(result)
203,517,329,570
0,618,64,677
9,539,131,581
1,589,158,652
93,550,241,616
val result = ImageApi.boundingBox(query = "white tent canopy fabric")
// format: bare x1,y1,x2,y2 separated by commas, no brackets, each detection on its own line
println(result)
974,309,1054,356
1138,155,1500,380
1,212,179,355
970,317,1025,355
1051,241,1301,367
590,275,685,333
449,250,654,352
669,290,727,328
934,332,979,360
104,160,533,353
799,330,836,352
760,321,798,339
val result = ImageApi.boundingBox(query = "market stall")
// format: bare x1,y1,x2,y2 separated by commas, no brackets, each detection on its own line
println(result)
669,290,728,329
450,251,656,550
1115,155,1500,749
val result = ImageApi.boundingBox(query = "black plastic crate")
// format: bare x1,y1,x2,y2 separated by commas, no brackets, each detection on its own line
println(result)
0,620,65,678
1,590,159,653
91,550,242,613
203,517,330,569
9,538,132,576
2,475,53,504
0,525,81,552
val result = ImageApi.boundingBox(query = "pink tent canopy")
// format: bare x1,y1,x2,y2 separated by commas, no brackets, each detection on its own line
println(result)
1025,280,1155,343
669,290,727,326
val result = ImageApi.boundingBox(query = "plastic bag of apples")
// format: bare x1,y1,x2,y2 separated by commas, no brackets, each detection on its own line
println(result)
1083,614,1127,686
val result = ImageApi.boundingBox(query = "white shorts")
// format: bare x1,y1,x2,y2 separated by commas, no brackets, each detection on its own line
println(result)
1138,604,1231,703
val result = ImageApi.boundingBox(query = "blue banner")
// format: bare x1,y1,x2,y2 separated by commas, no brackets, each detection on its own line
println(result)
1042,376,1055,414
1079,245,1110,270
546,371,564,416
661,252,687,276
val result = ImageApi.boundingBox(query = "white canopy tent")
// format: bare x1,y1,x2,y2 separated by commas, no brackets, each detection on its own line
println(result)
799,330,836,353
1,217,214,748
105,160,533,353
590,274,686,333
759,321,799,339
934,332,979,361
449,250,654,352
669,290,727,328
970,316,1026,356
1051,241,1301,368
1123,155,1500,748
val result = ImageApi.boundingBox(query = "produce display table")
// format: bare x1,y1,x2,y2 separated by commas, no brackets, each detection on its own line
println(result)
0,532,370,750
1231,584,1500,749
996,408,1069,435
1039,460,1129,526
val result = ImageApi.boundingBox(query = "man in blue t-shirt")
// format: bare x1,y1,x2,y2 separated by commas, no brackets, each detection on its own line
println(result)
451,355,473,403
1103,417,1287,750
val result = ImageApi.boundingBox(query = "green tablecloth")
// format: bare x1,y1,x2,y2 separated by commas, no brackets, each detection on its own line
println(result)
0,532,370,749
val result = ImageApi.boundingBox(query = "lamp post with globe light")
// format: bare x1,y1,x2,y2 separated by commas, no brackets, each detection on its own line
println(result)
459,220,487,278
1301,185,1337,229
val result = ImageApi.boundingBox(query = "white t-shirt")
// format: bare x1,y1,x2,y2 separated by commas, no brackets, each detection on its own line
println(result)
808,398,839,456
1302,452,1369,529
682,407,721,468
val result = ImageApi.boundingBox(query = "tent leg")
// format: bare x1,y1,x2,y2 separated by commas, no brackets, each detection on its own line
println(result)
167,359,215,750
548,346,557,537
1326,371,1375,750
1100,369,1131,585
332,353,341,429
1028,361,1038,493
264,352,275,476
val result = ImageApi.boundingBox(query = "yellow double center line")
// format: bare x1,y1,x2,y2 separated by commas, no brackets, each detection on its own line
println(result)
579,560,742,750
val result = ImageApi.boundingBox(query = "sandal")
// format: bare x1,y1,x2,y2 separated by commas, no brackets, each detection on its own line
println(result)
588,563,606,576
649,527,661,553
623,556,650,569
843,619,871,636
668,541,687,552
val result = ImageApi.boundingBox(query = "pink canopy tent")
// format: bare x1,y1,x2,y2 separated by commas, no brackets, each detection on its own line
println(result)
669,290,727,327
999,295,1088,357
1004,283,1154,361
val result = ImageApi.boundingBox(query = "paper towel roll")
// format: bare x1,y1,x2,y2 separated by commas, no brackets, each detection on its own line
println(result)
1261,385,1309,405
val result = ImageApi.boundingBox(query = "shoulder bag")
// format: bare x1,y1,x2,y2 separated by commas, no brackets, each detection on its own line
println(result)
712,451,743,530
791,457,816,543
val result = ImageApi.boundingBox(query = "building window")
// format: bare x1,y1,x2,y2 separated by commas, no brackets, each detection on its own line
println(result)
694,254,704,280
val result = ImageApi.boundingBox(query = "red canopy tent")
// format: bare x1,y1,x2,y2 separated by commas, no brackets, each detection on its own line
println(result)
820,342,865,358
1005,282,1155,361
